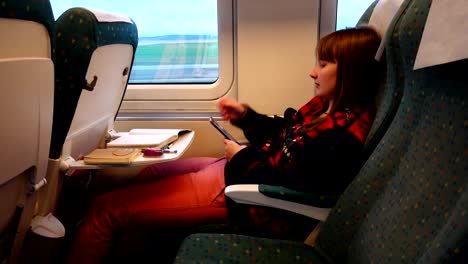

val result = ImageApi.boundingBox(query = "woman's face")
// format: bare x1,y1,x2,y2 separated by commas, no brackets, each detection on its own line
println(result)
309,60,337,102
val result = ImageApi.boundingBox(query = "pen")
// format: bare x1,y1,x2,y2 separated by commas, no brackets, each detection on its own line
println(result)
142,148,178,157
161,149,178,153
161,143,174,150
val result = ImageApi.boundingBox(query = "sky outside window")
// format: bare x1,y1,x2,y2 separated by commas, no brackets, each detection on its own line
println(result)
50,0,220,84
337,0,376,30
50,0,218,37
50,0,375,84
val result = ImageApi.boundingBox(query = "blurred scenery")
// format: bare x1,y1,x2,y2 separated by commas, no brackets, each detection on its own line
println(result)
50,0,374,83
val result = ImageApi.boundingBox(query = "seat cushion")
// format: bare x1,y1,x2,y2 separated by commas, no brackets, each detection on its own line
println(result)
174,233,327,264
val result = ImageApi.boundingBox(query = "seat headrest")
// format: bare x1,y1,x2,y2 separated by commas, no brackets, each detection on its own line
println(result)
367,0,405,61
0,0,55,34
0,0,55,51
414,0,468,69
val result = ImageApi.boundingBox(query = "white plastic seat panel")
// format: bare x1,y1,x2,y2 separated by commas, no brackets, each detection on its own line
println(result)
0,18,51,59
0,58,54,185
62,44,134,160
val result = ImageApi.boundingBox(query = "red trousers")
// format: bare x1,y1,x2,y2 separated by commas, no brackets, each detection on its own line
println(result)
66,157,228,264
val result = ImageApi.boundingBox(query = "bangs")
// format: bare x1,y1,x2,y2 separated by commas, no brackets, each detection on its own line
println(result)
316,33,340,62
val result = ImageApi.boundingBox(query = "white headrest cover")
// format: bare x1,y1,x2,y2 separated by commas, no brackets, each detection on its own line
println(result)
414,0,468,70
368,0,405,61
86,8,133,24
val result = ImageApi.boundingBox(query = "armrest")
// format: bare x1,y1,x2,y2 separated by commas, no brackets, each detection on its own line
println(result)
258,184,338,207
225,184,332,221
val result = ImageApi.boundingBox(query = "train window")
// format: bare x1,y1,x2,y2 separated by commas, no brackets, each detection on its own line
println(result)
336,0,376,30
50,0,234,111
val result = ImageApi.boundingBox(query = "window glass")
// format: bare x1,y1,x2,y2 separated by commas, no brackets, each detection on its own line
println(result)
50,0,219,84
336,0,376,30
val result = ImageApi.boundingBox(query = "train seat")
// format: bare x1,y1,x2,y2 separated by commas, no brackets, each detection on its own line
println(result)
0,0,55,262
173,0,468,262
40,8,138,216
50,7,138,162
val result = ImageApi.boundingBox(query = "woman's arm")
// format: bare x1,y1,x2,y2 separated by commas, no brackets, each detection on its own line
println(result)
231,107,286,145
217,97,287,145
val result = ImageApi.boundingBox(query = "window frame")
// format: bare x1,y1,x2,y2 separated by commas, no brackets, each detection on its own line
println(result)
120,0,234,111
319,0,337,38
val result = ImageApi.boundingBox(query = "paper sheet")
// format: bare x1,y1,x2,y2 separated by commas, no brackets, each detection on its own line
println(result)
414,0,468,70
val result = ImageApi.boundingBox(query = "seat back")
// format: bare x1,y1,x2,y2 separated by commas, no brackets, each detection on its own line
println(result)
49,7,138,161
257,0,402,210
0,1,55,262
37,8,138,215
0,1,55,59
315,0,468,262
358,0,402,164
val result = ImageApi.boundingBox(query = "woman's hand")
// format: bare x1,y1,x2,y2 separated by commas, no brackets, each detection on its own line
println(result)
224,139,246,162
217,97,247,122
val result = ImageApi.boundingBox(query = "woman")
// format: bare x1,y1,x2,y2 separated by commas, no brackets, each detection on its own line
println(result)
66,26,381,264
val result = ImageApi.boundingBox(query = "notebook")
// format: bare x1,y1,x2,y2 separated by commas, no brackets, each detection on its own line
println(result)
106,128,192,148
83,148,141,165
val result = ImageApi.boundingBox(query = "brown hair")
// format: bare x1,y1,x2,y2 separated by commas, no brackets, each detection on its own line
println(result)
316,26,381,115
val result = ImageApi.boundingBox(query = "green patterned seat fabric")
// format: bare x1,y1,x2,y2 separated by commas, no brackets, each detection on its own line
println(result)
315,0,468,263
174,233,326,264
0,0,55,55
49,8,138,159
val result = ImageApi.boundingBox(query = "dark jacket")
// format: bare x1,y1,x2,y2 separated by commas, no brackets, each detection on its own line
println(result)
224,96,373,196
